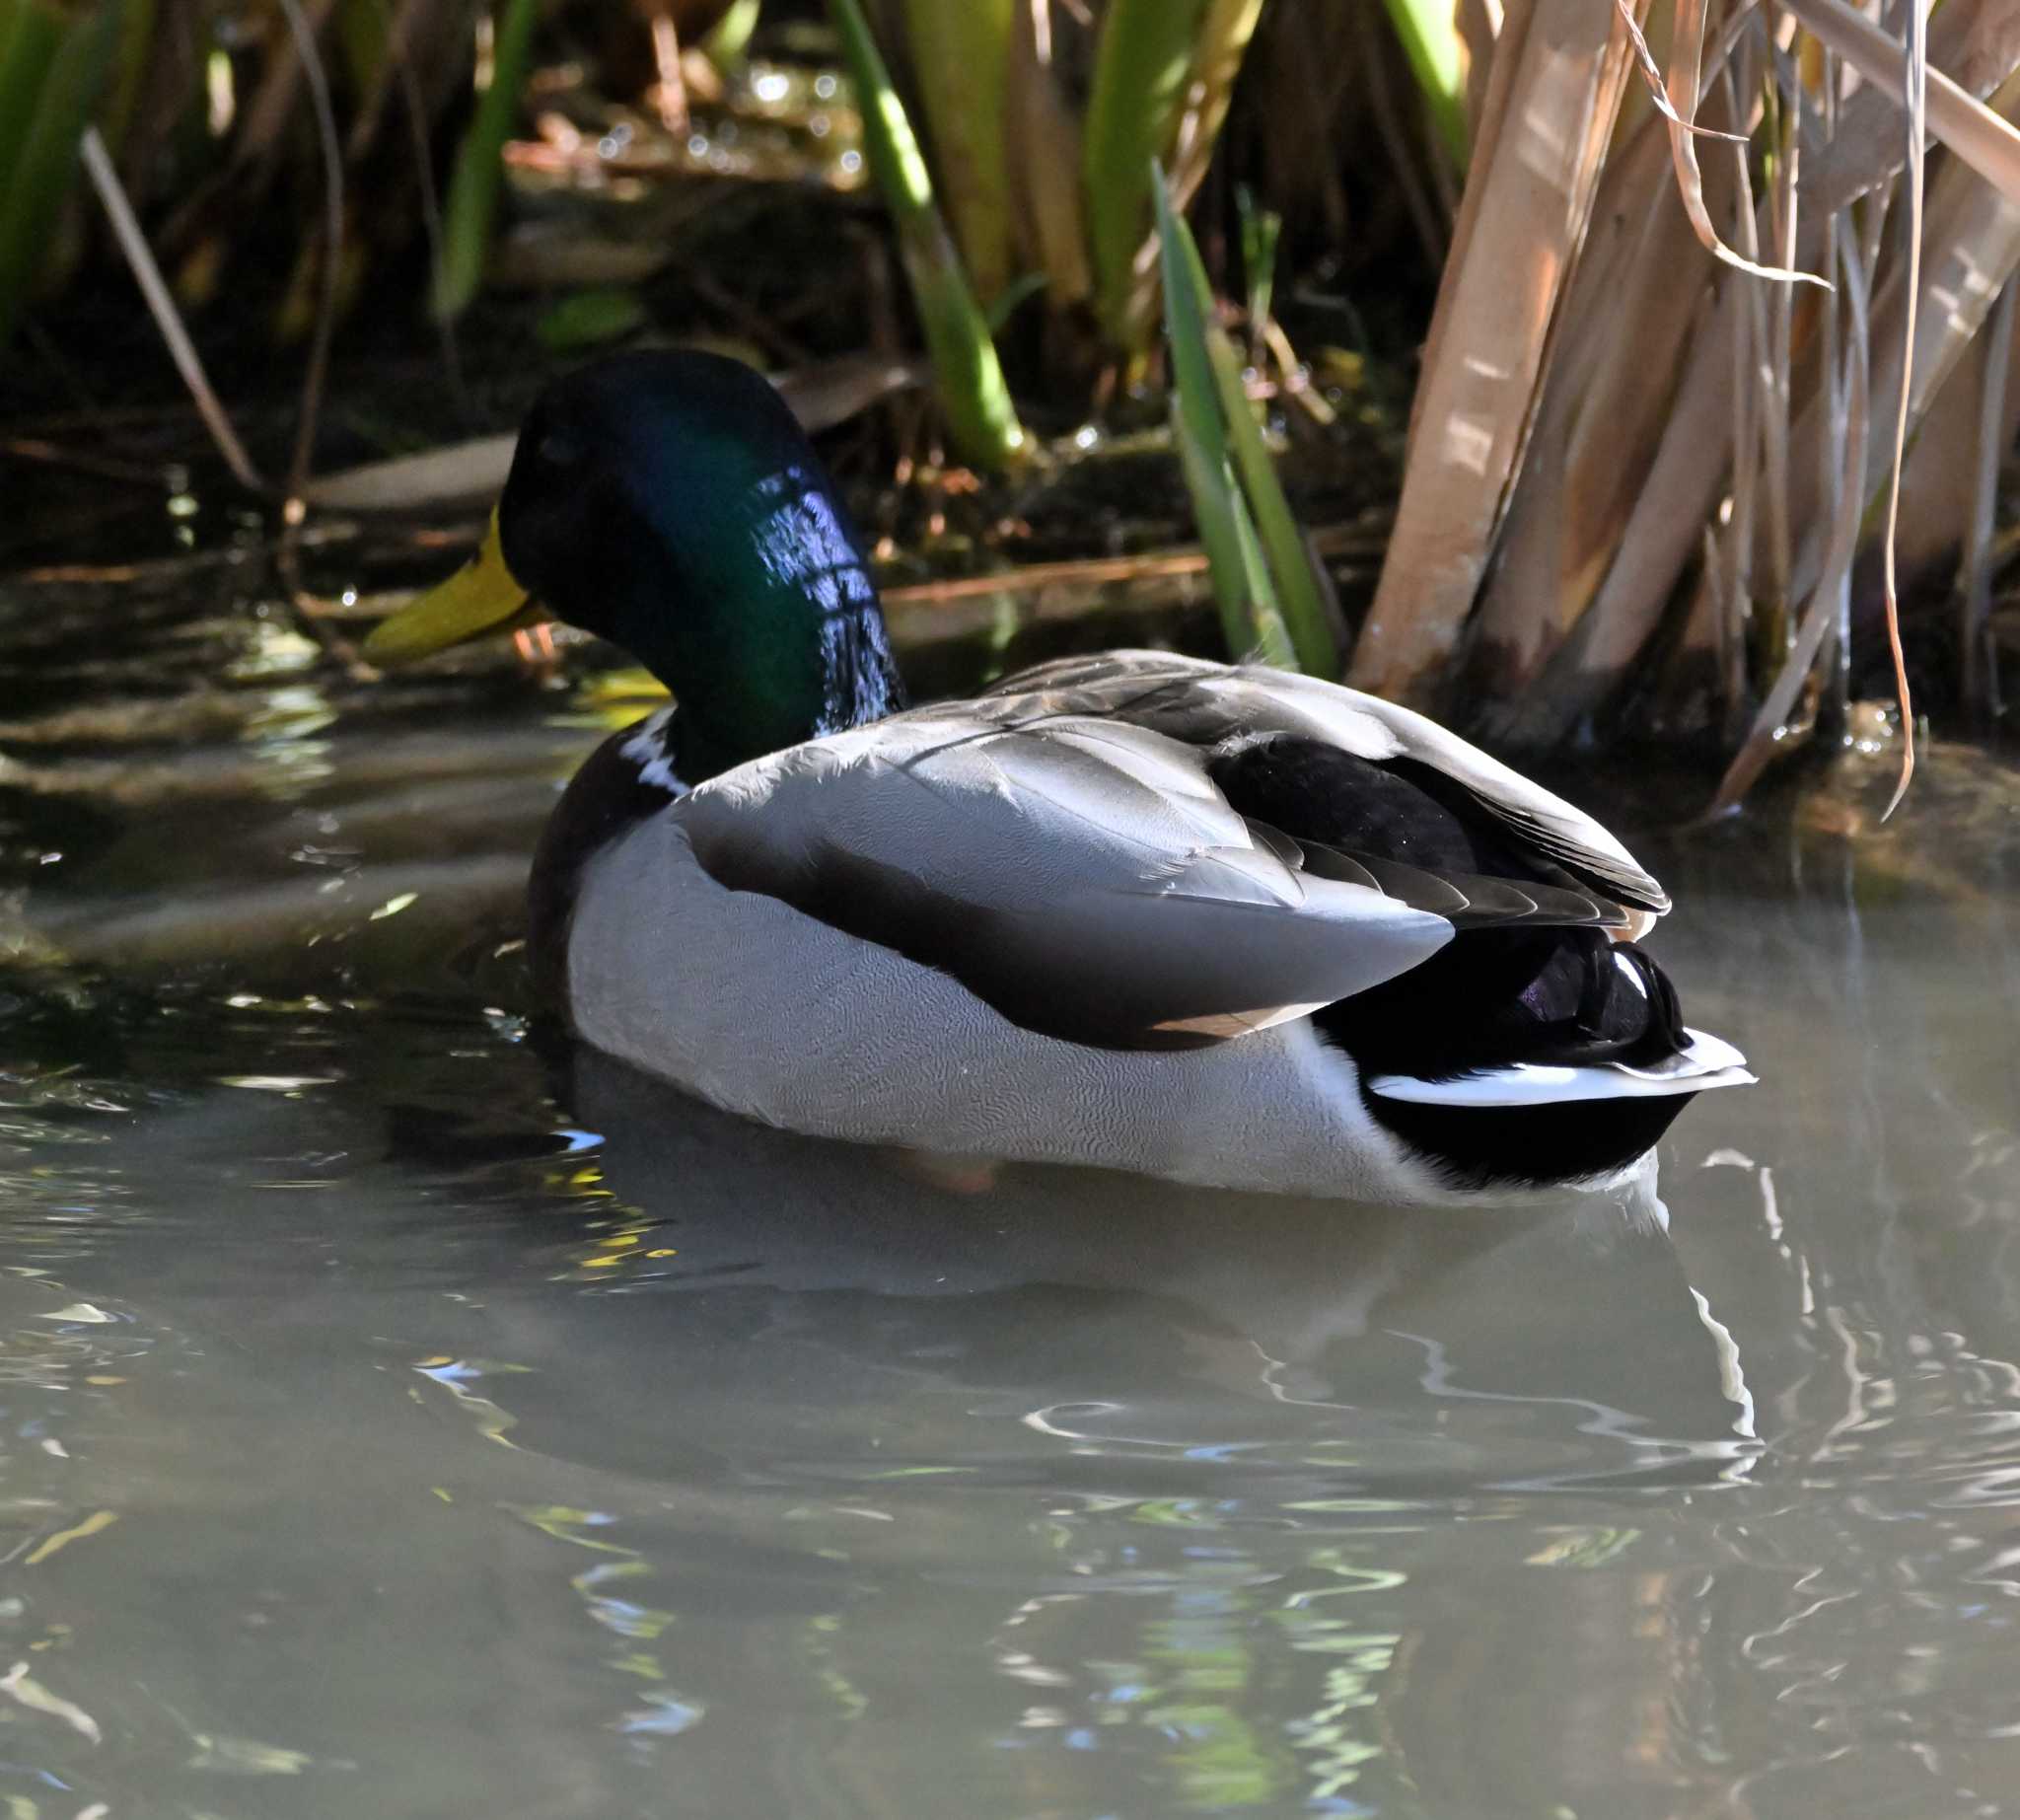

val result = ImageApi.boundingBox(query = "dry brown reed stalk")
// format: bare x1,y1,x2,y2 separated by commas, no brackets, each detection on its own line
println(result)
1002,0,1093,315
1355,0,2020,808
1347,0,1639,702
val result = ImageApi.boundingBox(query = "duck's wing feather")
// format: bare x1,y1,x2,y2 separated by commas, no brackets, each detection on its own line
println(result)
674,686,1636,1052
983,652,1670,917
677,705,1467,1049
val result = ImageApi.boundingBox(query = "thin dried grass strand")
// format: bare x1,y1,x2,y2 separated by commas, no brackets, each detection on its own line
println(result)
1878,0,1924,818
1613,0,1748,141
276,0,345,504
1779,0,2020,208
77,128,267,495
395,44,468,415
1666,0,1830,287
1709,227,1874,813
1766,48,1798,612
1723,63,1763,654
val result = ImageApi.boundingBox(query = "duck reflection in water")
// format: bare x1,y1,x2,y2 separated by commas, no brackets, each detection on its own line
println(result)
486,1045,1764,1491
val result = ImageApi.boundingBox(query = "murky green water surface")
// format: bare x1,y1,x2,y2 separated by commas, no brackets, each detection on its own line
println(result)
0,553,2017,1819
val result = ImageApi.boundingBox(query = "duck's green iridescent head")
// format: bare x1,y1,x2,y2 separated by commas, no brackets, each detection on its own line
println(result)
367,350,905,781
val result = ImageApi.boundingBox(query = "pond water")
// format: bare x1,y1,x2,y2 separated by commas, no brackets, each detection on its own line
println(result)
0,552,2017,1819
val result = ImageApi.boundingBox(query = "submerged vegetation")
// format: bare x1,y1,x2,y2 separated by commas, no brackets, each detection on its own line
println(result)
2,0,2019,796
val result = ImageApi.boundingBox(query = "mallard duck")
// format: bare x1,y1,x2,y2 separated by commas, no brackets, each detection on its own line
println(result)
367,350,1753,1203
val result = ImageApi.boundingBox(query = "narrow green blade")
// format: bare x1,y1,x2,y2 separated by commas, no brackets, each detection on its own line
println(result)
830,0,1027,473
1084,0,1207,349
1155,164,1335,676
0,0,117,352
1383,0,1469,167
429,0,540,321
1173,402,1294,669
0,0,63,195
1205,329,1340,678
901,0,1015,303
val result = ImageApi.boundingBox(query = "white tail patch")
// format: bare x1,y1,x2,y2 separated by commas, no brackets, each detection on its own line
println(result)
1367,1028,1755,1108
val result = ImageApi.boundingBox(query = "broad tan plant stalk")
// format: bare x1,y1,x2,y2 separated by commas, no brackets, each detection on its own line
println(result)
1002,0,1092,315
1347,0,1640,705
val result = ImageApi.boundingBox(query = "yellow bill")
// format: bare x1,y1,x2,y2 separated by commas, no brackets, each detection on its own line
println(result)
364,510,537,664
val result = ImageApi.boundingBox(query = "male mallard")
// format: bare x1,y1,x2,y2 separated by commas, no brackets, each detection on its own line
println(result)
367,351,1753,1203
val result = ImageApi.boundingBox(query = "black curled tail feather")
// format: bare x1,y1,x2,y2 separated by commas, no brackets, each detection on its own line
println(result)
1315,929,1691,1084
1316,929,1703,1191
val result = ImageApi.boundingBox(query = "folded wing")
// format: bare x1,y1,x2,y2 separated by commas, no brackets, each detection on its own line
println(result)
675,660,1666,1052
981,651,1670,918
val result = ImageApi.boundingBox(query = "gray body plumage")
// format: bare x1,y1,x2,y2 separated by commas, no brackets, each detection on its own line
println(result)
572,815,1455,1200
553,654,1751,1203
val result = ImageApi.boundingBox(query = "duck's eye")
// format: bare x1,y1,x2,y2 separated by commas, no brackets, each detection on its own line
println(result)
538,430,585,470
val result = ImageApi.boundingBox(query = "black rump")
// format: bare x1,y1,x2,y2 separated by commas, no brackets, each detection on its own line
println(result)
1315,928,1687,1082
